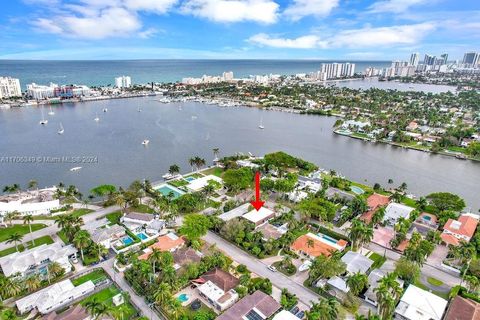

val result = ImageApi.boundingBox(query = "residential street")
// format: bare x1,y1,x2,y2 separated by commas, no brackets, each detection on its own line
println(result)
203,231,320,306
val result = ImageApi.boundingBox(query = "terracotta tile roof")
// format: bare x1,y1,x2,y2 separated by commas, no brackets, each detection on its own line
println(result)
443,215,479,239
444,296,480,320
216,290,281,320
201,268,239,292
42,305,88,320
396,239,409,252
138,233,185,260
367,193,390,209
441,233,461,246
291,233,345,258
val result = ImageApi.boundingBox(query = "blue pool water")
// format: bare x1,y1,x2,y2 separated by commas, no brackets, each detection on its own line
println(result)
155,184,185,199
320,234,338,244
423,215,432,221
122,236,134,245
184,176,195,182
350,186,365,195
178,294,189,302
137,232,148,240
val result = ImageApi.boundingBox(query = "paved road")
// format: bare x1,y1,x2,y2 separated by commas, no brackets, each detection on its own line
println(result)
203,231,320,306
0,206,120,250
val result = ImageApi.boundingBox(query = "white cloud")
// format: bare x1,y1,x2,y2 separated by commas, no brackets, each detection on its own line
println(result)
123,0,178,13
138,27,158,39
248,23,436,49
248,33,325,49
181,0,279,24
284,0,339,21
368,0,430,13
33,7,142,39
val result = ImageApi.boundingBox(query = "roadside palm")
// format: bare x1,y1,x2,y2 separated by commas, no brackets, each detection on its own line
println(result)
154,283,172,306
346,272,368,296
6,232,24,252
23,214,35,246
25,274,41,292
73,230,91,262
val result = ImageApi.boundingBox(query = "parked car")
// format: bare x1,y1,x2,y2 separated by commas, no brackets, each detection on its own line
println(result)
296,311,305,319
267,265,277,272
290,306,299,314
71,257,79,264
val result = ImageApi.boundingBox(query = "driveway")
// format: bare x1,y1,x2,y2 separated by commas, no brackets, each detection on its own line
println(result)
426,244,449,268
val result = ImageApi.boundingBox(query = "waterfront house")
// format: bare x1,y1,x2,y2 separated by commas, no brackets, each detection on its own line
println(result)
0,242,77,278
16,279,95,315
0,187,60,219
360,193,390,224
121,212,165,235
195,268,239,311
441,213,479,246
242,207,276,228
411,212,439,236
364,269,403,307
394,284,448,320
297,175,322,193
185,175,223,192
443,296,480,320
383,203,415,226
325,187,355,201
290,232,347,259
216,290,281,320
341,251,373,275
89,224,126,249
138,232,185,260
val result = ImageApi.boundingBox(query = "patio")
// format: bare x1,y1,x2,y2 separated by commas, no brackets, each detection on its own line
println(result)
175,285,221,315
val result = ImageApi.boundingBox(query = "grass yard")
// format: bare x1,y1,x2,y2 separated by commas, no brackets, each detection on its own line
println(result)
71,208,95,217
57,230,70,244
128,203,155,214
414,279,449,299
272,261,297,276
0,224,47,242
427,277,444,287
184,172,204,179
181,301,215,319
201,167,224,177
0,235,54,258
81,286,137,318
168,179,189,188
72,269,107,286
369,252,387,269
105,211,122,224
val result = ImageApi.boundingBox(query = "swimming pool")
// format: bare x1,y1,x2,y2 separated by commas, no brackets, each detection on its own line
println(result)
155,184,185,199
122,236,134,245
350,186,365,195
320,234,338,244
423,215,432,221
184,176,196,182
177,293,189,302
137,232,148,240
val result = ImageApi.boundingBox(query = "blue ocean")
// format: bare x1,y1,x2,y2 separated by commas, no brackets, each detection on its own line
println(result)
0,59,390,88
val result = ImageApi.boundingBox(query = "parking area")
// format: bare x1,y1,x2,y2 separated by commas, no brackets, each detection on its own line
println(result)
426,244,449,267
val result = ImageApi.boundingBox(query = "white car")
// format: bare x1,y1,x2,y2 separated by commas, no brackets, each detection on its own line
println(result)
71,257,79,264
267,265,277,272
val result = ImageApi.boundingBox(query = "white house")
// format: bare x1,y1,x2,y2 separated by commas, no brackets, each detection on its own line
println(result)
16,279,95,314
89,224,126,249
272,310,301,320
0,187,60,219
242,207,276,227
121,212,165,235
394,285,448,320
197,268,239,311
218,203,250,222
383,202,415,225
0,242,77,278
186,175,223,192
341,251,374,275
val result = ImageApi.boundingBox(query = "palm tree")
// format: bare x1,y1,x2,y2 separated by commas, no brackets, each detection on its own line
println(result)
73,230,91,262
169,164,180,176
347,218,373,251
28,180,38,190
47,262,64,283
307,238,315,249
4,210,20,226
114,192,127,213
464,275,480,293
6,233,24,252
166,296,183,320
149,248,162,276
82,198,89,208
84,298,110,320
111,303,131,320
346,272,368,296
1,309,18,320
25,274,41,293
188,157,196,172
374,272,402,320
213,148,220,160
23,214,35,246
154,283,172,306
0,275,22,299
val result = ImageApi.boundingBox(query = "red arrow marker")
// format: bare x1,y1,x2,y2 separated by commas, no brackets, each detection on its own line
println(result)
251,171,265,211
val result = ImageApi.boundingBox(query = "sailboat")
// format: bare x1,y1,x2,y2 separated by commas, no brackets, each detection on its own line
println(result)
94,113,100,122
39,107,48,125
142,139,150,145
57,123,64,135
48,106,55,115
258,116,264,129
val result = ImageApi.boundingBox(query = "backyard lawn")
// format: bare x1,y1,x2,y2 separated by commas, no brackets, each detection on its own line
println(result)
0,235,54,258
72,269,107,286
128,203,155,214
201,167,224,177
0,224,47,242
105,211,122,224
168,179,189,188
181,301,215,319
81,286,137,318
369,252,387,269
71,208,95,217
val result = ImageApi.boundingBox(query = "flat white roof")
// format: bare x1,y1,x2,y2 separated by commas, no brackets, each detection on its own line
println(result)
198,280,225,302
395,285,448,320
218,203,250,221
186,175,223,191
272,310,299,320
384,202,415,222
243,207,274,224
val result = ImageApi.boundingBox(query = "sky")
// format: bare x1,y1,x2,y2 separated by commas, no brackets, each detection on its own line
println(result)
0,0,479,60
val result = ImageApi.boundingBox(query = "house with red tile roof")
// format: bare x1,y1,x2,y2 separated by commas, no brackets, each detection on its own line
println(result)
290,232,348,259
443,296,480,320
360,193,390,224
216,290,281,320
195,268,240,311
138,232,185,260
441,214,479,246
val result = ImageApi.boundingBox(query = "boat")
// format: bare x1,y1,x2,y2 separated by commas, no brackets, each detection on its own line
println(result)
103,108,108,112
39,107,48,125
94,113,100,122
142,139,150,145
162,173,181,180
191,115,197,120
298,261,312,272
57,123,64,134
70,167,82,172
48,106,55,115
258,116,264,129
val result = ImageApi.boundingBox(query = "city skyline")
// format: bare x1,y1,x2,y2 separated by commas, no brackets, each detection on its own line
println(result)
1,0,479,60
